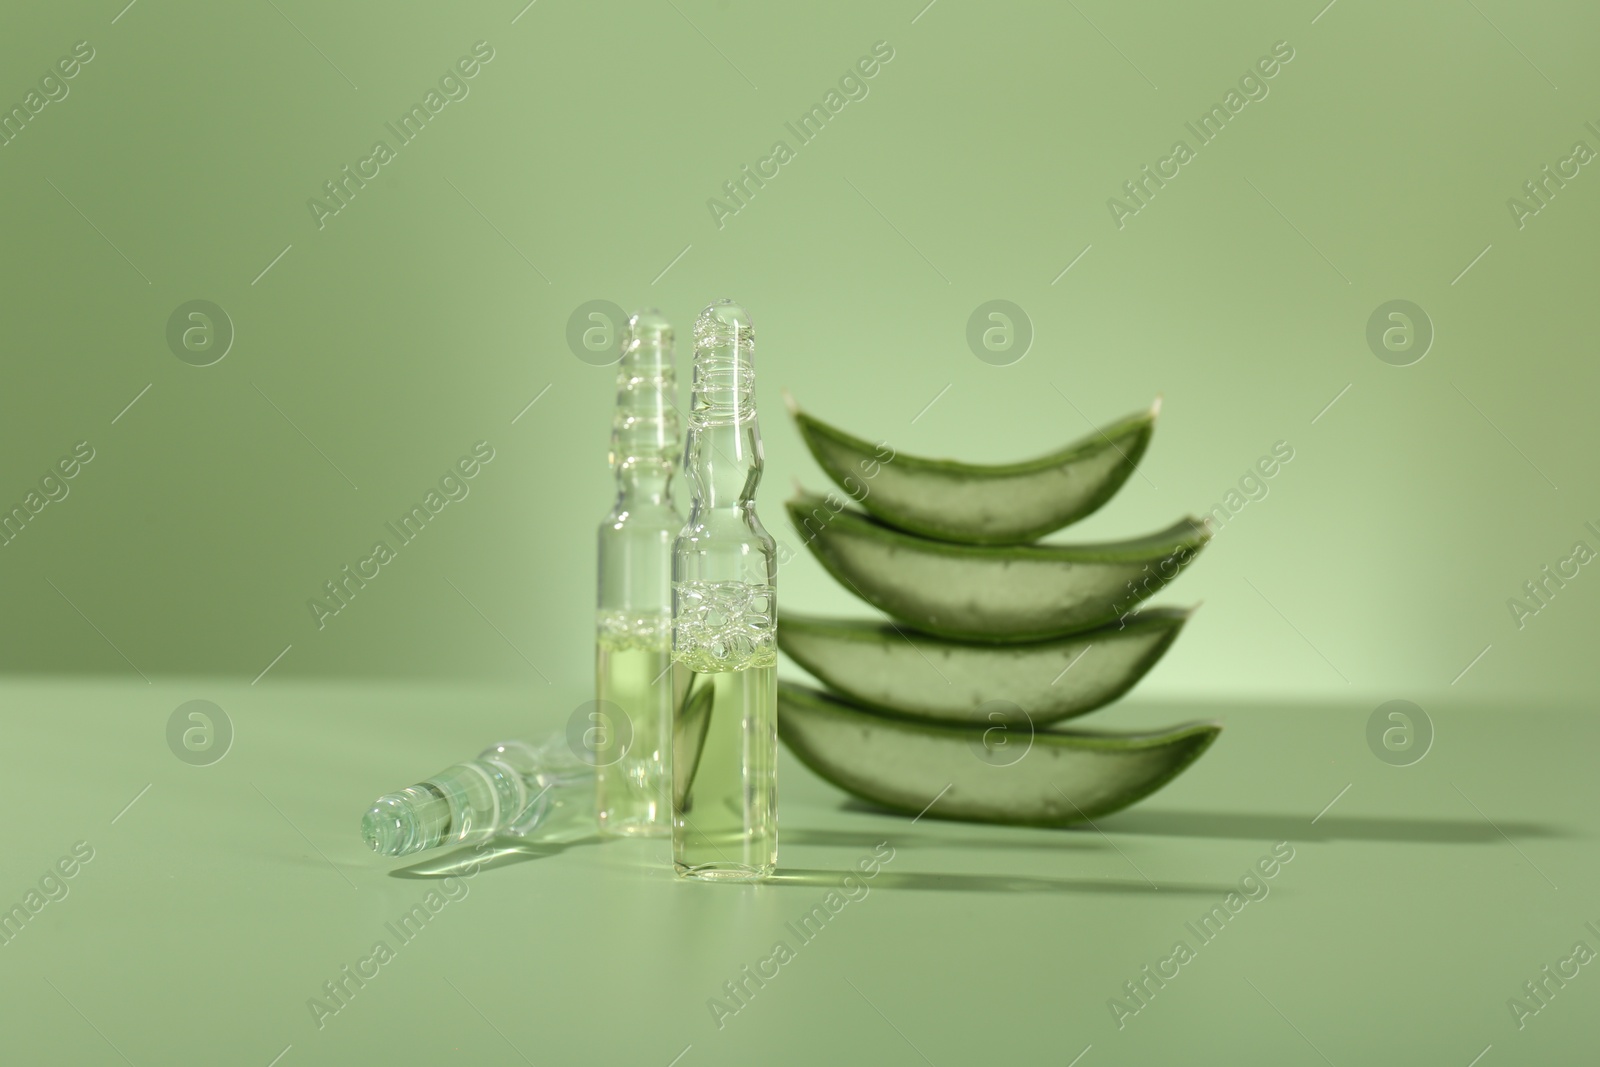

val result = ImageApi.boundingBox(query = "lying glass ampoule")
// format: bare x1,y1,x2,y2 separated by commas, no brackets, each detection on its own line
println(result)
594,309,686,836
360,736,593,858
671,299,778,881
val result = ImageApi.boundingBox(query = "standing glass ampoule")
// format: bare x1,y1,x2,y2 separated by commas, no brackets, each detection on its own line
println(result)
672,299,778,881
595,309,684,836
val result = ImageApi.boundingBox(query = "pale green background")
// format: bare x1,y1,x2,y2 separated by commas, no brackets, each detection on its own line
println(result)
1,1,1596,1064
1,0,1594,699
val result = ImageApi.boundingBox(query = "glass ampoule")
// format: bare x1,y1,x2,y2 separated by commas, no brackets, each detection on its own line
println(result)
671,299,778,881
360,736,593,858
594,309,686,836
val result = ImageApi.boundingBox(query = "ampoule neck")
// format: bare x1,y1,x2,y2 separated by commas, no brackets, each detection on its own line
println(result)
682,299,764,514
615,467,673,508
621,308,676,376
610,309,682,486
688,300,757,431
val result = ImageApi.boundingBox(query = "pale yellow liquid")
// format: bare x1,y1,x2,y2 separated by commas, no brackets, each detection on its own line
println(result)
673,663,777,880
595,640,678,837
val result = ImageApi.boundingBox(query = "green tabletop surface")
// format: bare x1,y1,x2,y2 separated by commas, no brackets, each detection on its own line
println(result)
2,680,1592,1065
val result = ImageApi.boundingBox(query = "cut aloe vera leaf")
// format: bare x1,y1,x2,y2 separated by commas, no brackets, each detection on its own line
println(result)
786,492,1210,641
790,397,1157,544
672,671,714,809
777,607,1192,726
777,682,1219,827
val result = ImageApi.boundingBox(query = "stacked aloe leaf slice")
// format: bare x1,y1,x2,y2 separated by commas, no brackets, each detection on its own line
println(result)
779,398,1220,827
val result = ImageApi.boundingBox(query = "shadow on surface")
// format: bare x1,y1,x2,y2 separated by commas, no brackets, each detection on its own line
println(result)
1098,811,1572,844
786,824,1106,853
767,867,1230,896
821,802,1574,846
388,835,601,879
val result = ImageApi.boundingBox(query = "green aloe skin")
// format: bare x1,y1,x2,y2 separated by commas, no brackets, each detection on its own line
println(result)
780,401,1218,826
777,683,1220,827
777,607,1192,725
786,491,1210,642
791,397,1159,545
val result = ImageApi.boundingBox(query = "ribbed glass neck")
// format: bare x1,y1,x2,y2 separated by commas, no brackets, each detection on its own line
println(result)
689,307,755,429
684,299,762,511
610,312,680,503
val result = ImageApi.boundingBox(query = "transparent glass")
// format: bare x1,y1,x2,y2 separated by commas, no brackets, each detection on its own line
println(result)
672,299,778,881
595,309,685,837
360,736,593,858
